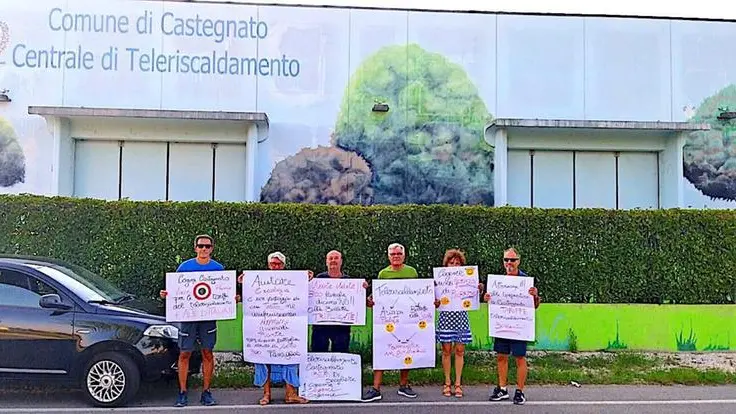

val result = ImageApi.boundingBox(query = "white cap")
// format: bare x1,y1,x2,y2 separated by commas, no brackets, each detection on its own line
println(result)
268,251,286,264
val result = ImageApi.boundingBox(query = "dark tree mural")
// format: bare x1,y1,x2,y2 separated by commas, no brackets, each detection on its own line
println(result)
0,117,25,187
684,85,736,201
260,146,373,205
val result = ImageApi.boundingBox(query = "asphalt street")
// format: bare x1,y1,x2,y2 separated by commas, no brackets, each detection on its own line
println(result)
1,384,736,414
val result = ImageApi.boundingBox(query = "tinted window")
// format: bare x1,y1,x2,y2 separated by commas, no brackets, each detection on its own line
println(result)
0,269,58,308
29,265,121,303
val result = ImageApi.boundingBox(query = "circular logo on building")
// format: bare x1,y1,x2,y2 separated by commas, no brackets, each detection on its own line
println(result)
192,282,212,301
0,21,9,56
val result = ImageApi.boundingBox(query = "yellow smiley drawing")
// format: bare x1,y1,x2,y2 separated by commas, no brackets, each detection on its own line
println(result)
404,356,413,366
418,320,427,329
465,267,475,276
440,296,450,306
462,299,472,309
385,323,395,333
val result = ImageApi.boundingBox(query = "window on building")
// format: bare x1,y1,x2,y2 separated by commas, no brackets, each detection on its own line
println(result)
73,140,247,202
508,149,659,210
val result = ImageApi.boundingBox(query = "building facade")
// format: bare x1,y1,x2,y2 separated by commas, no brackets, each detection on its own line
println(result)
1,0,735,209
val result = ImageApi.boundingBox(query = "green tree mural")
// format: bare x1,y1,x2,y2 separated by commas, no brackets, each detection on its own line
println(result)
334,44,494,205
260,44,495,206
0,117,25,187
684,84,736,201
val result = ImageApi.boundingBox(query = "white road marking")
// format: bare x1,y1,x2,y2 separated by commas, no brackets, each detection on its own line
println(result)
2,399,736,412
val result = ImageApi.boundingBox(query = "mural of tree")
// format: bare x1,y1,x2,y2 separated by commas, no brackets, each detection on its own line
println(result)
260,146,374,205
333,43,495,205
0,117,25,187
684,84,736,201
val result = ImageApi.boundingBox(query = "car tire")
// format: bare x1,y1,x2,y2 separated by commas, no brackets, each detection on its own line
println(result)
81,351,141,408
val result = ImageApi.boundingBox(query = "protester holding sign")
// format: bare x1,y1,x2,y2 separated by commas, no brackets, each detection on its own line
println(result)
159,234,223,408
363,243,419,402
239,252,311,405
308,250,369,353
433,249,485,398
483,247,540,405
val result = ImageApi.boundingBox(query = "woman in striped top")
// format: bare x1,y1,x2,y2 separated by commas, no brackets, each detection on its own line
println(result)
435,249,483,398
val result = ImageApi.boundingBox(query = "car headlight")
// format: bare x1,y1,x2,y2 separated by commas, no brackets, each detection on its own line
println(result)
143,324,179,339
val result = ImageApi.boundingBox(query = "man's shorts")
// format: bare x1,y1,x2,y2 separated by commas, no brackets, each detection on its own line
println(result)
493,337,528,357
178,320,217,352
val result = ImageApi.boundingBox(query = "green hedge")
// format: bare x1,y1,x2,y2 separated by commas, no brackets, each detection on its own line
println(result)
0,194,735,305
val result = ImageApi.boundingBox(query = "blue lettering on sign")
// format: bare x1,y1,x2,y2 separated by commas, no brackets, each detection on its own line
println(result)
126,48,300,77
47,8,130,33
160,12,267,43
6,7,302,77
13,44,94,70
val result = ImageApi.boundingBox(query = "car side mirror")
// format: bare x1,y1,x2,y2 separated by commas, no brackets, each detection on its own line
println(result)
39,294,72,310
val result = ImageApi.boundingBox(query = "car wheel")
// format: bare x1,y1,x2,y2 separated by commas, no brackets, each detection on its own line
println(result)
81,351,140,407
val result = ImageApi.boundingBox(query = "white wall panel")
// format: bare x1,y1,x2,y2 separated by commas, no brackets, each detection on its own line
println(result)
533,151,574,208
73,140,119,200
575,152,616,208
120,142,167,201
214,144,248,202
168,143,214,202
507,149,532,207
619,152,659,209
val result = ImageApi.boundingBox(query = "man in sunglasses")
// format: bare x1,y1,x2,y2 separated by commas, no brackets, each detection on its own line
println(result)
160,234,223,407
484,247,540,405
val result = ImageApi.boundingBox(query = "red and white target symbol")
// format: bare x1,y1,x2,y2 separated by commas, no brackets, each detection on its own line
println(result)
192,282,212,301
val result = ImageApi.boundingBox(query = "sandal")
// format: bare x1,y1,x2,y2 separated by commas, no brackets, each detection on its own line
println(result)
442,383,452,397
259,394,271,405
285,395,309,404
285,384,309,404
454,385,463,398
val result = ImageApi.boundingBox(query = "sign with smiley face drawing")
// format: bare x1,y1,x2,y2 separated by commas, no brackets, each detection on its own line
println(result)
371,279,436,370
433,266,480,311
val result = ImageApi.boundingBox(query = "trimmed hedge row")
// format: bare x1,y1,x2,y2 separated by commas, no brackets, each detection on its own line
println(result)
0,194,735,304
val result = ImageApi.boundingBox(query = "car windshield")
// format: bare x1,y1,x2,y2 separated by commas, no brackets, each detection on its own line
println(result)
27,262,127,303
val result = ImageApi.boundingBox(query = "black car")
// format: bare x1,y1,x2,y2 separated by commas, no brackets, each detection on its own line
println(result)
0,255,201,407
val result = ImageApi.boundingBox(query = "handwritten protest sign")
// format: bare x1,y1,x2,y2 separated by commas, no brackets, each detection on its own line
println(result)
487,274,536,341
241,270,308,364
308,278,366,325
164,270,237,322
433,266,479,311
298,353,362,401
372,279,436,370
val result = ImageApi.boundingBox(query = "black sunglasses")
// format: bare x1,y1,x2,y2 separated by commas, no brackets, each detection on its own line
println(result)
503,258,518,262
197,244,213,249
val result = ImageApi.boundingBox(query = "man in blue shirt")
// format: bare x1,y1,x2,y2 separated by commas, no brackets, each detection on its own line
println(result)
484,247,540,405
160,234,223,407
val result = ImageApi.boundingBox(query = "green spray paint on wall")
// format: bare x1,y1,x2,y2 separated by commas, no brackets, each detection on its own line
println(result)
215,304,736,353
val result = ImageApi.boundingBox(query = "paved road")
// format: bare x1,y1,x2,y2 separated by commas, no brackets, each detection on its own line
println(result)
1,384,736,413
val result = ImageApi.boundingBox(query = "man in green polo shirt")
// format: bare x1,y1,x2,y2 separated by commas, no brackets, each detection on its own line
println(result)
363,243,418,402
